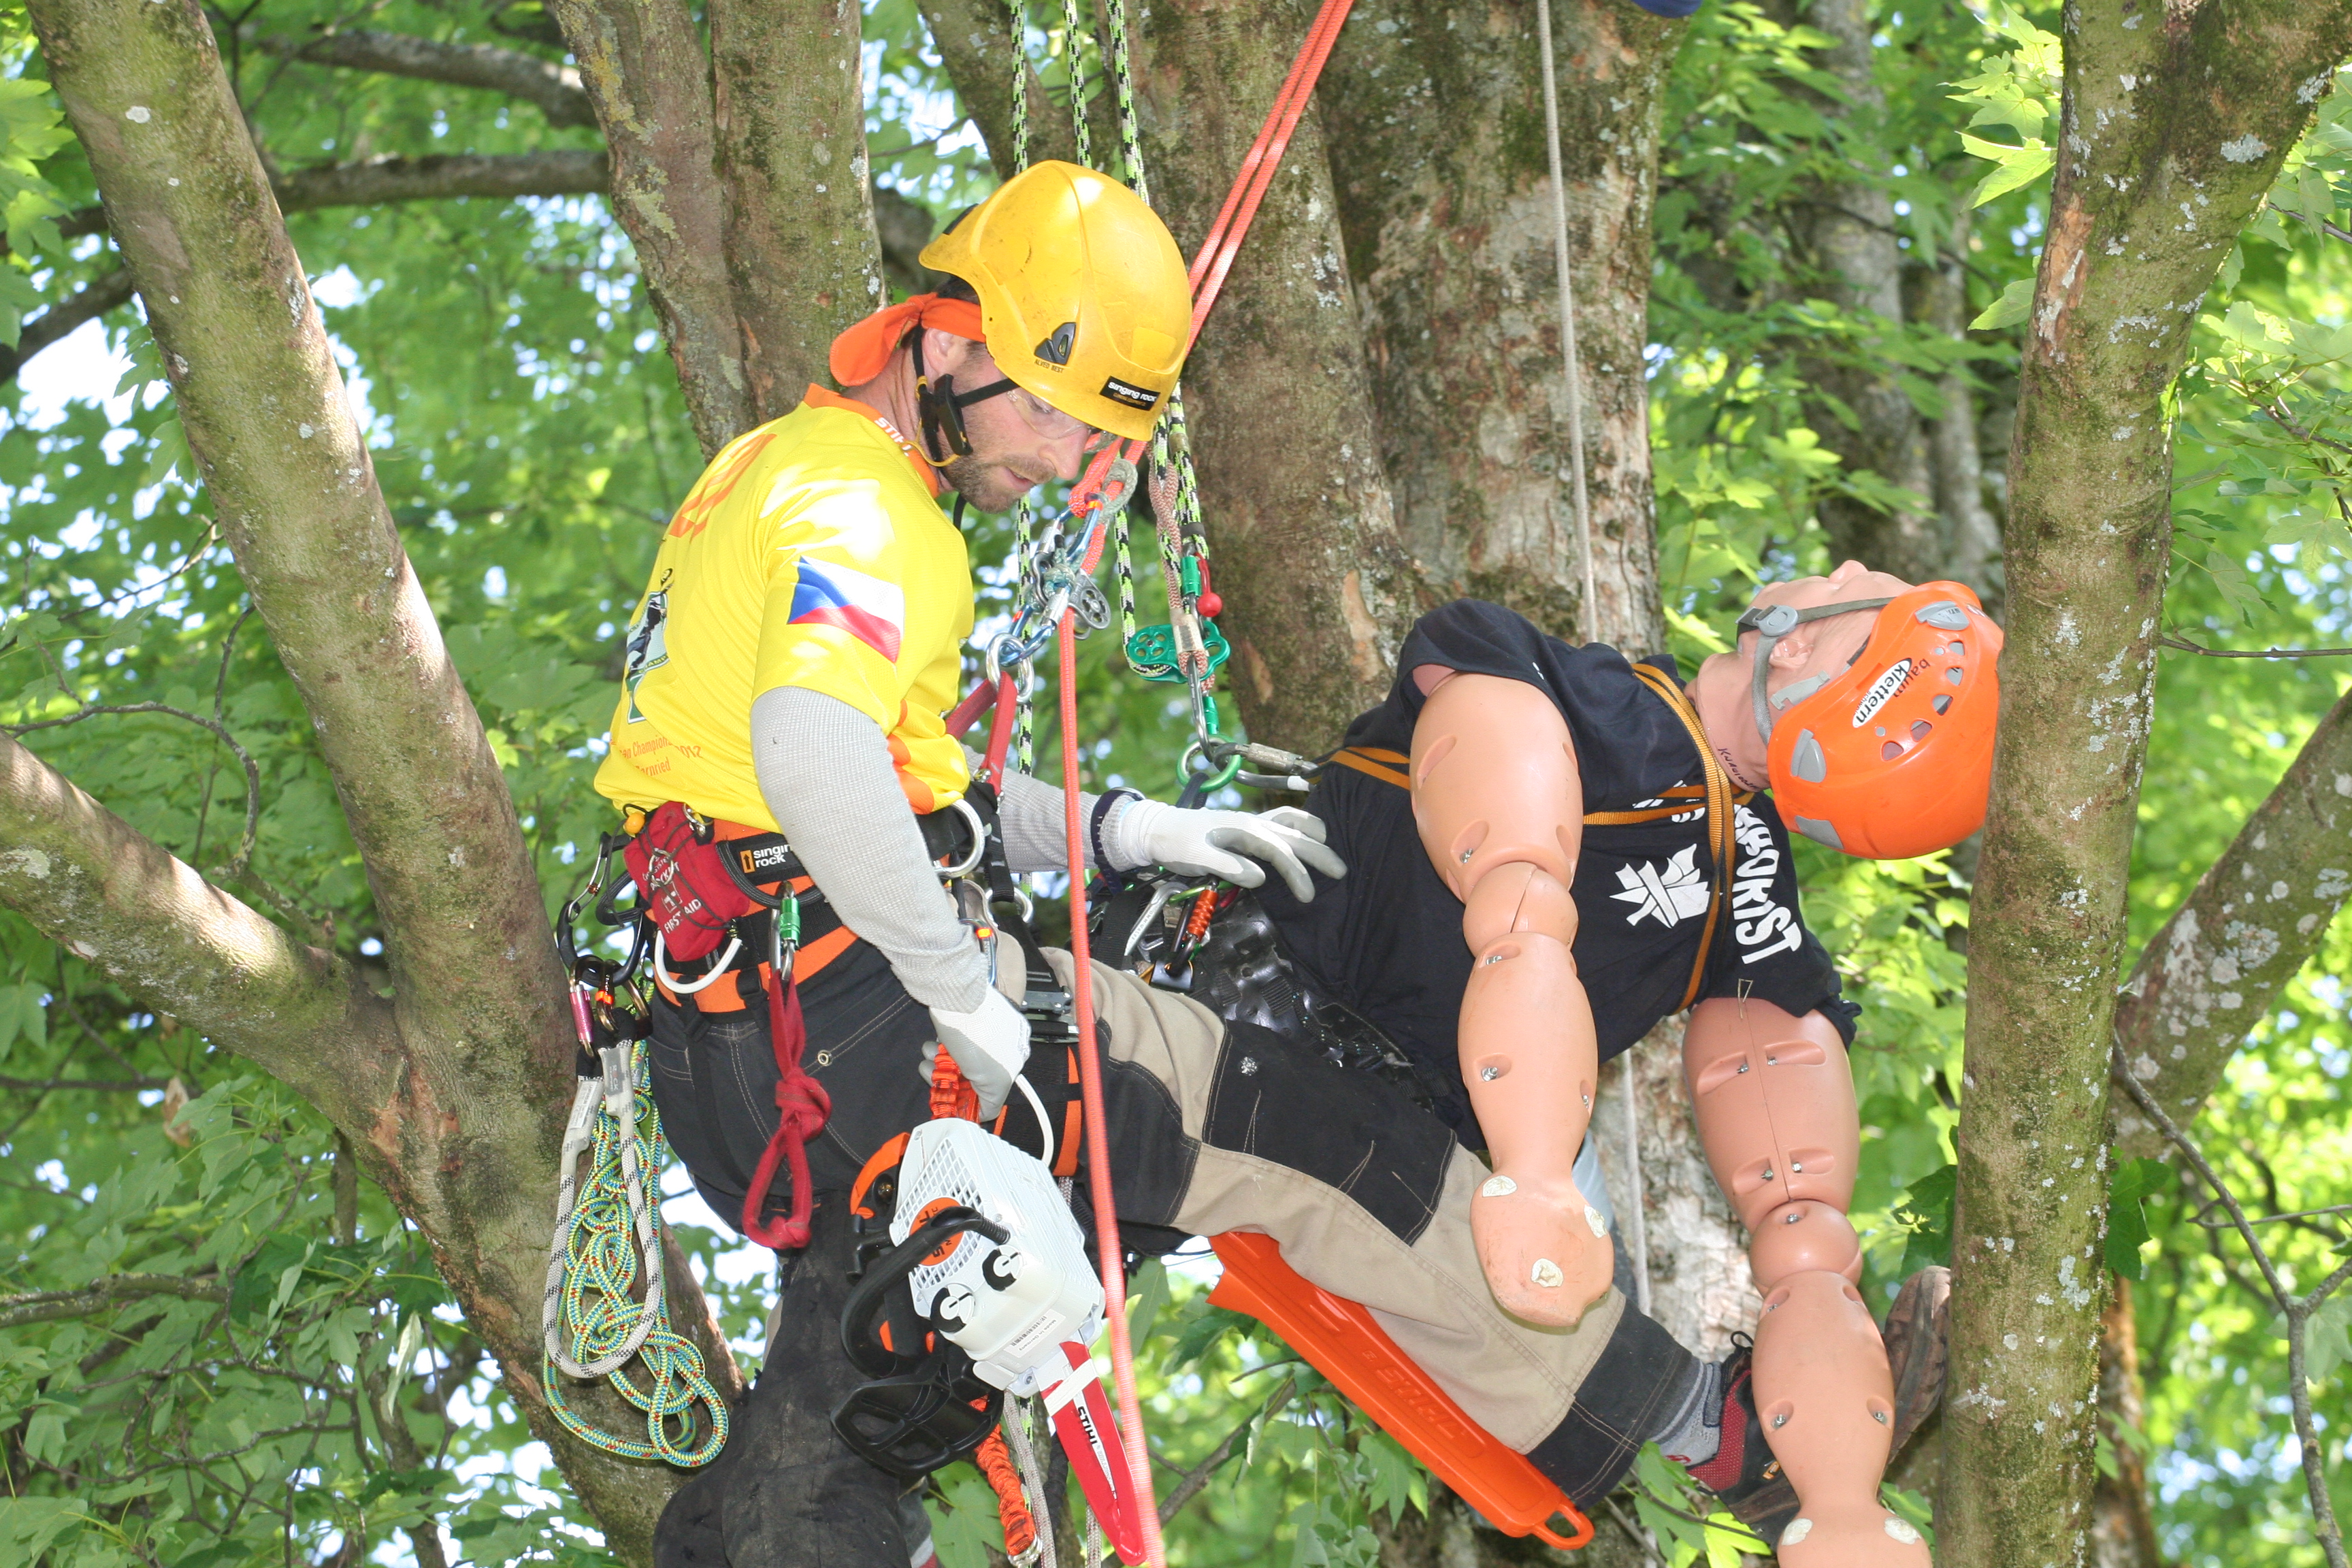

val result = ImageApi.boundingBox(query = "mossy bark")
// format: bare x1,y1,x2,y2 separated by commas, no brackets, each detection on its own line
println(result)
1319,0,1681,651
2111,677,2352,1161
546,0,753,455
18,1,738,1558
1120,0,1422,752
1944,4,2352,1564
709,0,887,420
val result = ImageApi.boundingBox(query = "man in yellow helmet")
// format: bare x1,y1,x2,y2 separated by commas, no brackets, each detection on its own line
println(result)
609,165,1821,1568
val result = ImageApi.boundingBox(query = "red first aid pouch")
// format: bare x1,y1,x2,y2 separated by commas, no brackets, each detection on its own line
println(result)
623,802,761,963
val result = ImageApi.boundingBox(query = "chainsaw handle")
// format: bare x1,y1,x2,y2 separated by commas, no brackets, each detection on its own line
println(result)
839,1207,1011,1376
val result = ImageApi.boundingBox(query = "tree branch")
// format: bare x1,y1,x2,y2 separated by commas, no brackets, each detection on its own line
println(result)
547,0,753,455
0,267,133,385
255,29,595,129
1156,1373,1294,1524
24,7,710,1556
0,730,397,1120
0,1273,228,1330
708,0,885,421
2111,678,2352,1162
2111,1049,2350,1568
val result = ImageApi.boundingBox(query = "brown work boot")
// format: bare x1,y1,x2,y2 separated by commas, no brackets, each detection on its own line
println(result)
1882,1264,1952,1458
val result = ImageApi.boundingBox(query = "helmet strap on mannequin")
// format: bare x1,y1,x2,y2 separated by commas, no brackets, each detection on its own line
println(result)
1735,598,1896,744
911,330,1019,463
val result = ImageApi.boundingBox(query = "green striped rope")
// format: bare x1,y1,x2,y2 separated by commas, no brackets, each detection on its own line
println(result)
544,1040,728,1466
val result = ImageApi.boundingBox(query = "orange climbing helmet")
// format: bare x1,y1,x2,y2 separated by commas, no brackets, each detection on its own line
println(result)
919,161,1192,442
1743,583,2004,860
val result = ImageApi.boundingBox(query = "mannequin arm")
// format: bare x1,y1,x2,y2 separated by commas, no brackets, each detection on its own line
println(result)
1411,670,1609,1326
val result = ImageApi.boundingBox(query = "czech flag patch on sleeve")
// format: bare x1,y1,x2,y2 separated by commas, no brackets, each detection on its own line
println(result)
788,558,906,663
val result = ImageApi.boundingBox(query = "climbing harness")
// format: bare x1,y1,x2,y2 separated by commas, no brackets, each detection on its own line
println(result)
539,848,729,1464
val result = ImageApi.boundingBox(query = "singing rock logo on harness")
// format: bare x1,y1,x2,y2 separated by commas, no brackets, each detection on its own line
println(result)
1612,845,1710,928
1849,658,1918,729
1731,804,1803,962
738,840,796,877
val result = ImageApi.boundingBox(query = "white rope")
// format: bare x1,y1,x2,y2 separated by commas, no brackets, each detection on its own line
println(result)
1005,1396,1058,1568
1532,0,1598,634
1620,1046,1651,1317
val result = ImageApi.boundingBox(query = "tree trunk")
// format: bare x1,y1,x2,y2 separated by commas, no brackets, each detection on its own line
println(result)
2089,1277,2169,1568
18,1,739,1556
1941,5,2352,1565
1919,207,2006,614
547,0,754,455
1783,0,1944,587
1124,0,1422,751
1318,0,1681,654
709,0,886,420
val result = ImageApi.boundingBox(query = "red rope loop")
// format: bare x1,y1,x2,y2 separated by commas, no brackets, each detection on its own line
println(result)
742,968,833,1250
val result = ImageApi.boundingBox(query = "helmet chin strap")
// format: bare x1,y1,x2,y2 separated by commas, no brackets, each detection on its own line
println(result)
911,330,1019,463
1735,598,1895,743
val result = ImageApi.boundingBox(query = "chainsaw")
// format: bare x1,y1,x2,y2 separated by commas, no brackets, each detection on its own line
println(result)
834,1117,1147,1563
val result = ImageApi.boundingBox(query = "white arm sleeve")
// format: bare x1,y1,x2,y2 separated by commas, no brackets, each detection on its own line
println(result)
753,686,990,1012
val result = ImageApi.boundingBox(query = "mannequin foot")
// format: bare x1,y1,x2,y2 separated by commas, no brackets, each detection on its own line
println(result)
1470,1170,1614,1326
1777,1502,1932,1565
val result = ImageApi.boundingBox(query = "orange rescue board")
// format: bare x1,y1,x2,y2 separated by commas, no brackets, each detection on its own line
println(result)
1207,1231,1595,1551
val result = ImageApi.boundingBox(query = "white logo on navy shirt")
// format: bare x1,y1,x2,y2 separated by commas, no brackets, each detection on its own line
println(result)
1612,845,1712,928
1731,804,1803,962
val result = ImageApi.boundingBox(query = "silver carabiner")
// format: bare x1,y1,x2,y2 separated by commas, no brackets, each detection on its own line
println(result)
934,796,988,880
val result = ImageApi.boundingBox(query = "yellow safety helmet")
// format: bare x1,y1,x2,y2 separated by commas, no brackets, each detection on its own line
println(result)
919,161,1192,442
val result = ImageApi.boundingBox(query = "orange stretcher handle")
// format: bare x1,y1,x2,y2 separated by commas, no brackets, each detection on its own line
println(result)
1207,1232,1596,1551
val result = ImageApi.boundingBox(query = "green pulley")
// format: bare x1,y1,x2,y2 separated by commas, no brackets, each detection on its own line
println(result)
1124,618,1232,683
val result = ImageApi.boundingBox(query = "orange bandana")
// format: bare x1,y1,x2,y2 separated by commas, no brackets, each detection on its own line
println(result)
829,294,986,387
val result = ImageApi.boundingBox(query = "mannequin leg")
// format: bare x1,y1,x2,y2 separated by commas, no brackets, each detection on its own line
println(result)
1685,996,1931,1565
1411,672,1609,1326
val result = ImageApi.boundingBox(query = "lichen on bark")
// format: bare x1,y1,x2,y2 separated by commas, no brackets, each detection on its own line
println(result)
1944,5,2352,1565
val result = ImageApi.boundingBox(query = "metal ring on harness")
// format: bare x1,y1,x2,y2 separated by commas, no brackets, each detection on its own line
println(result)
653,928,743,995
1178,738,1243,796
934,797,987,880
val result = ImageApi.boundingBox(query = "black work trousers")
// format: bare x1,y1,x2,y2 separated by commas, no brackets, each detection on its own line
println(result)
646,937,1692,1568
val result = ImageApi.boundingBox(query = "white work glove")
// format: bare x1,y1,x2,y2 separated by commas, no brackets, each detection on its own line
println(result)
922,988,1032,1119
1111,800,1345,902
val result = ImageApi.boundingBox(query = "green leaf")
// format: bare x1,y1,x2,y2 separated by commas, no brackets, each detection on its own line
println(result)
0,983,46,1060
2304,1294,2352,1386
1895,1163,1958,1275
2104,1157,2174,1279
1126,1255,1171,1342
1971,276,2036,331
1960,134,2055,205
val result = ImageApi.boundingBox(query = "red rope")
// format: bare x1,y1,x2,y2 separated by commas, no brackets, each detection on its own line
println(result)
740,968,832,1250
1179,0,1358,354
1056,607,1166,1565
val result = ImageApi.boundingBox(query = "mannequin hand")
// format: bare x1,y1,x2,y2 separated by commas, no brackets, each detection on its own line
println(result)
1115,800,1345,900
922,989,1032,1118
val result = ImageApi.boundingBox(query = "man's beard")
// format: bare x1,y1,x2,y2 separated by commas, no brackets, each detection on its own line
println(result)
940,451,1043,514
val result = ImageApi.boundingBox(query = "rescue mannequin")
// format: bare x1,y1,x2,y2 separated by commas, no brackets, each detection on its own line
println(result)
1408,564,1999,1565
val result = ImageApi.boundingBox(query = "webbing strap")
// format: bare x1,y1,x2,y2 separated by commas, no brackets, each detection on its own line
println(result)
1336,674,1740,1012
1627,664,1737,1011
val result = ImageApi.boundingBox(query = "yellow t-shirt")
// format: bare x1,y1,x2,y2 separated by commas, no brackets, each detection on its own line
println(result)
593,389,975,826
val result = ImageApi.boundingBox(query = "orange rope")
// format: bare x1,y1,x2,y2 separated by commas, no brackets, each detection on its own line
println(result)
975,1428,1039,1560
